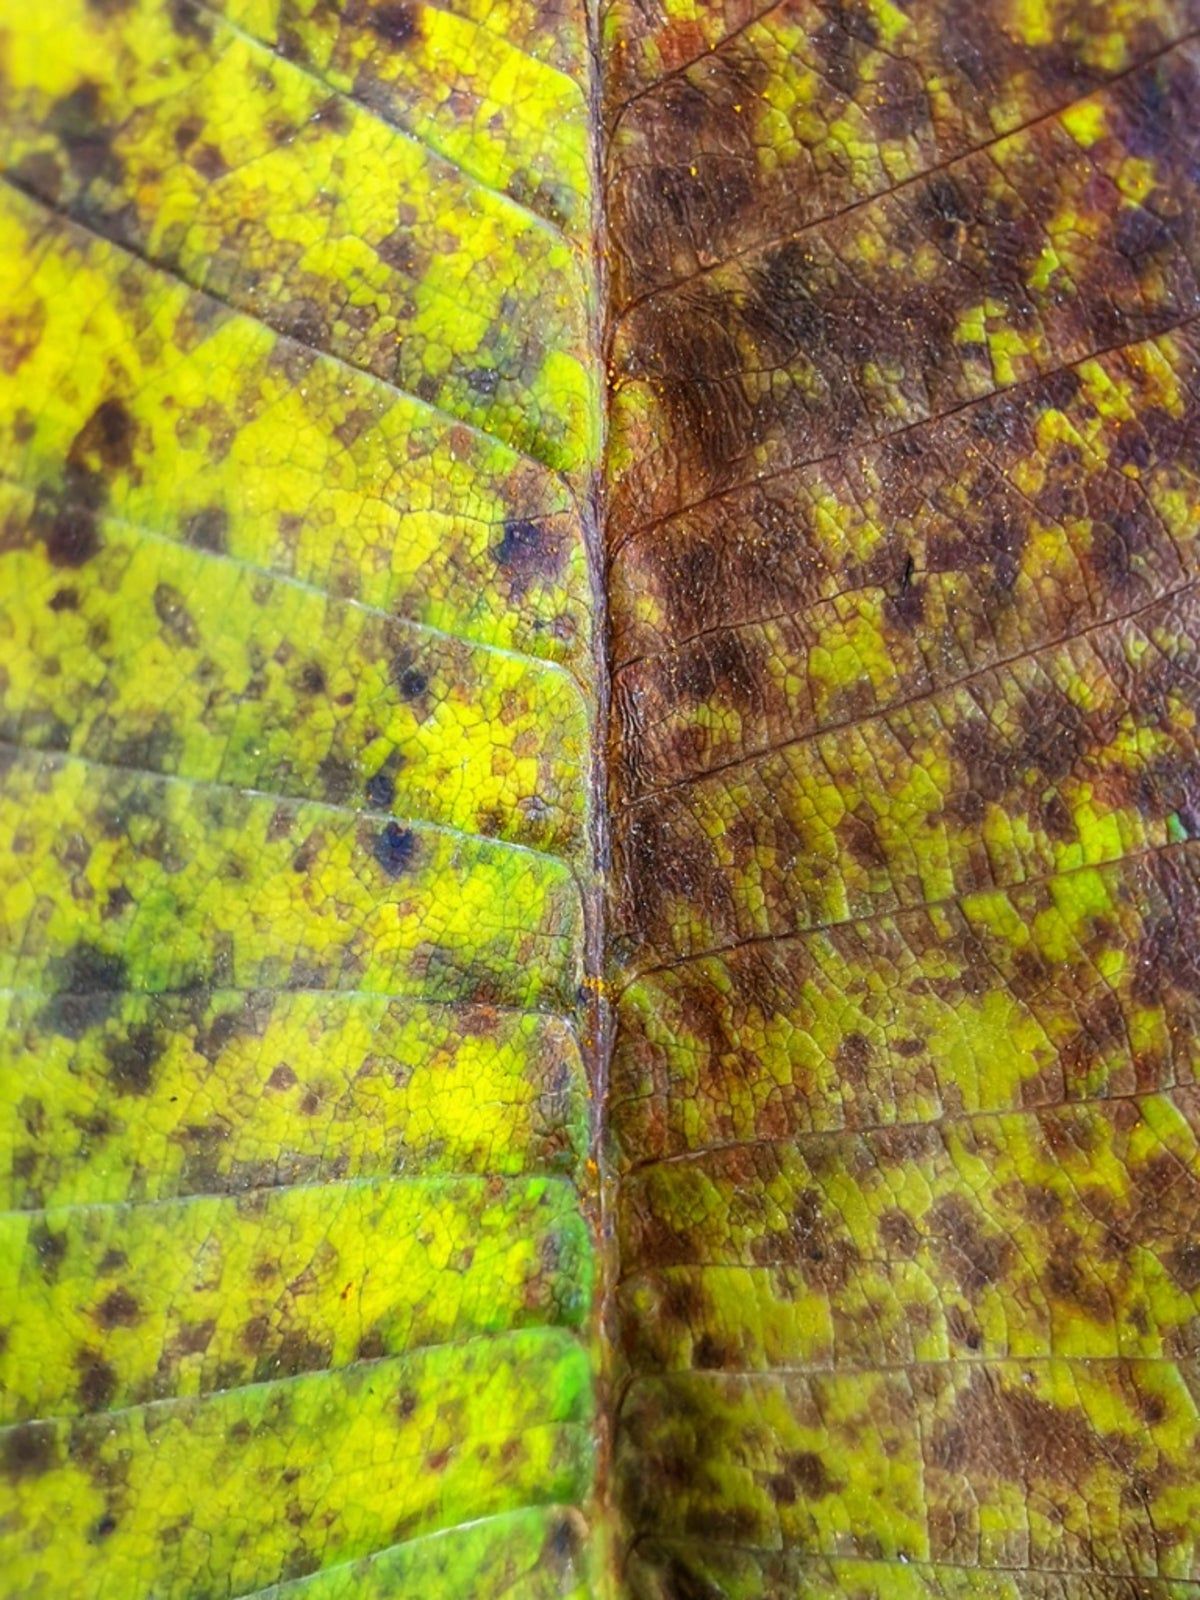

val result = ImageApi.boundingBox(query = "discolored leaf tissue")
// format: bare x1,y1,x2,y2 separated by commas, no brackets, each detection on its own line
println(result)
1,0,1198,1595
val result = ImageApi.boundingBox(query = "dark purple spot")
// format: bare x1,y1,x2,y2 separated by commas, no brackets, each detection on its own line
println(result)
373,821,416,877
394,665,427,700
365,770,396,809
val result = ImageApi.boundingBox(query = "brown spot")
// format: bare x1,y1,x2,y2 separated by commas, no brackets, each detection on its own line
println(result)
69,398,136,477
95,1287,141,1328
929,1366,1108,1485
691,1332,730,1369
837,808,888,872
170,1319,215,1357
169,0,212,40
1166,1240,1200,1293
669,632,757,708
189,143,227,181
771,1449,836,1504
48,83,120,185
879,1208,920,1258
153,584,199,647
37,504,101,569
185,506,228,552
2,1423,55,1480
240,1316,271,1354
927,1194,1013,1296
365,1,420,45
76,1351,118,1411
104,1024,163,1095
256,1331,331,1381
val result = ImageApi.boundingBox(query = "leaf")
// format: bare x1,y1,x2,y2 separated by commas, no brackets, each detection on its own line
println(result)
604,2,1200,1593
0,0,599,1591
1,0,1199,1597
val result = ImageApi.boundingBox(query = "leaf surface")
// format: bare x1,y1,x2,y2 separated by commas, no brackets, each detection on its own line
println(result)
0,0,599,1590
2,0,1200,1596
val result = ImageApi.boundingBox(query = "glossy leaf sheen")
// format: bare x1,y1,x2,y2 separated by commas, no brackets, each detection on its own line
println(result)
0,0,1198,1596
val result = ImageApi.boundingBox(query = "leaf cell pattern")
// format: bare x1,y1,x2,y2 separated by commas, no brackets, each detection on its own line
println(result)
605,1,1200,1593
1,0,1199,1596
0,0,600,1592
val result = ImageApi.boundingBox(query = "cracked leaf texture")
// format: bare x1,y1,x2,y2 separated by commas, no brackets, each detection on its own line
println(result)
2,0,1200,1596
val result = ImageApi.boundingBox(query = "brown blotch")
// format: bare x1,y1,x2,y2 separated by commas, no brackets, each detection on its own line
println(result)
76,1351,118,1412
930,1367,1111,1486
2,1423,56,1480
153,584,199,647
770,1448,837,1505
927,1194,1013,1297
879,1208,921,1258
1166,1240,1200,1293
364,1,420,45
69,398,136,478
36,503,101,569
104,1023,165,1099
185,506,228,553
668,632,757,708
48,83,120,185
95,1287,141,1329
